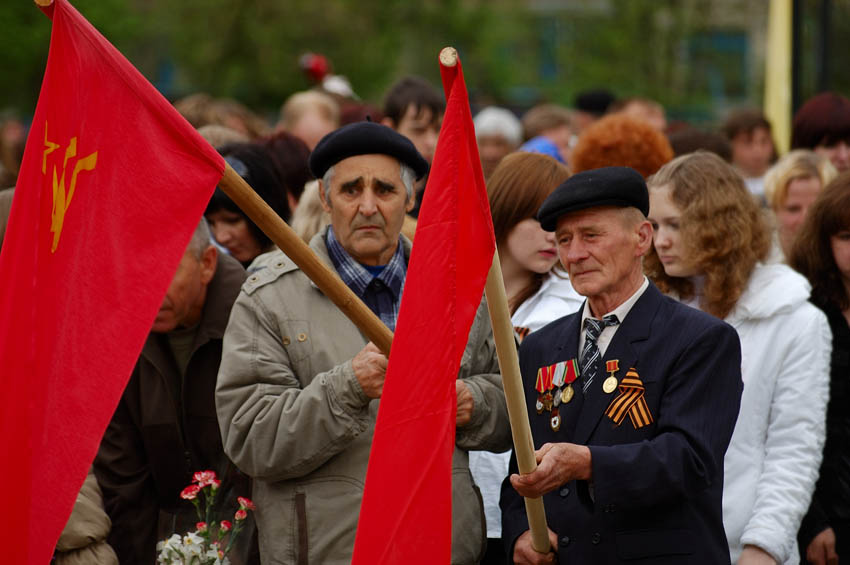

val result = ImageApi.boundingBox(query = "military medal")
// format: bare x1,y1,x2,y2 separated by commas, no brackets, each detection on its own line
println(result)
551,361,566,407
561,359,579,404
535,365,555,414
604,367,654,429
536,359,579,418
602,359,620,394
550,406,561,431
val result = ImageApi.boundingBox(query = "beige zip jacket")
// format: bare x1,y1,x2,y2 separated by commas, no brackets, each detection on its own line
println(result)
216,228,511,564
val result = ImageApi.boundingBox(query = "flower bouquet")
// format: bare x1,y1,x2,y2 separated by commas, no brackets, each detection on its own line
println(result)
156,470,256,565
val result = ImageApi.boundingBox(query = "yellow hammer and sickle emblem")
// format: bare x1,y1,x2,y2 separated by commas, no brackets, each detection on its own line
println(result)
42,121,98,253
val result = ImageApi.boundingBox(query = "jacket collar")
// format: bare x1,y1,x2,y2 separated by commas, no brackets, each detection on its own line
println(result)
307,225,413,291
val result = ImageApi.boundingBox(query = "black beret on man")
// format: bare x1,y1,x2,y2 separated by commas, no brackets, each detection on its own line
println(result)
536,166,649,231
309,121,430,180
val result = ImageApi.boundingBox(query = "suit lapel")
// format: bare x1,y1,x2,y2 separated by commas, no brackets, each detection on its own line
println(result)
557,306,583,358
573,285,660,444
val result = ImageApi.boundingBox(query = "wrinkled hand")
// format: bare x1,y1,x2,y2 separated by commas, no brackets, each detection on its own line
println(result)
737,545,777,565
352,342,388,399
510,442,591,498
455,380,474,427
806,528,839,565
512,529,559,565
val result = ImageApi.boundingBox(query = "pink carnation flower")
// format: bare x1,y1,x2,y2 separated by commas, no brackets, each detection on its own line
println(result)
196,522,208,533
219,520,232,532
193,470,218,486
235,509,247,521
237,496,256,511
210,478,221,490
180,484,201,500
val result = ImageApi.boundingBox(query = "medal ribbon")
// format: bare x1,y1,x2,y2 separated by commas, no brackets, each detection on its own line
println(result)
604,368,653,429
535,365,554,393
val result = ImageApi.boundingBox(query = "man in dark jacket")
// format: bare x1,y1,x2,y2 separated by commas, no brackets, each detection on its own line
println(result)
94,219,250,564
501,167,743,564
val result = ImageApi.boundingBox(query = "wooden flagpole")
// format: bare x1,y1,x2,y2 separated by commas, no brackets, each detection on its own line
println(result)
217,163,395,355
484,250,551,554
443,46,550,554
29,0,393,354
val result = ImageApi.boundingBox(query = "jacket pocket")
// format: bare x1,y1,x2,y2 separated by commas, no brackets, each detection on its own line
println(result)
295,492,309,565
615,528,695,559
293,477,363,564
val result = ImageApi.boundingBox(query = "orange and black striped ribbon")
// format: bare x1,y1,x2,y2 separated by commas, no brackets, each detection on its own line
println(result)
604,368,653,429
514,326,531,343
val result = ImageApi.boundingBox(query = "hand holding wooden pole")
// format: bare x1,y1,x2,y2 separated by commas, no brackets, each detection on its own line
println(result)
484,250,551,554
217,163,394,355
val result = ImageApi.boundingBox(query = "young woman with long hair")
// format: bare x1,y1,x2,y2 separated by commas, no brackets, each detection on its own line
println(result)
470,151,583,564
646,151,830,565
790,173,850,564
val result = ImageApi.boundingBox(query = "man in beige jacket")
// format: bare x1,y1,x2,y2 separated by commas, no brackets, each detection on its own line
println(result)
216,122,511,564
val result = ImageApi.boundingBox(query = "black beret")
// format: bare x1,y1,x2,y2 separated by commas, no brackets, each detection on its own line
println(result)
309,121,429,180
537,166,649,231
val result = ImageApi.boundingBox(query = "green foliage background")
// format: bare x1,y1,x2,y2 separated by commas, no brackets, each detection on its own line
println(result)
2,0,848,124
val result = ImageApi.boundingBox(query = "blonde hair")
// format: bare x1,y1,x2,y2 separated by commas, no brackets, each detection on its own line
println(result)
646,151,770,319
290,180,329,243
280,91,340,131
763,149,838,210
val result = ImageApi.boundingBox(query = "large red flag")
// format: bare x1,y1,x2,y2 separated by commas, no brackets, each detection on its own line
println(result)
0,1,224,561
351,51,496,564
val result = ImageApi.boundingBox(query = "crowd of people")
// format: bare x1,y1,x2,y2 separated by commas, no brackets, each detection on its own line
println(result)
2,74,849,565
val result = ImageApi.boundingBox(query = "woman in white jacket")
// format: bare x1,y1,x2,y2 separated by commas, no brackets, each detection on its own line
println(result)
468,151,583,564
645,151,831,565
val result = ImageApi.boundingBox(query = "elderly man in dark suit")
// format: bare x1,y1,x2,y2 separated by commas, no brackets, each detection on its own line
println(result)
500,167,743,564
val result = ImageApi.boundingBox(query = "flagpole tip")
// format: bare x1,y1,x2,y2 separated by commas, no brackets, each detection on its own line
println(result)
439,47,458,67
34,0,53,6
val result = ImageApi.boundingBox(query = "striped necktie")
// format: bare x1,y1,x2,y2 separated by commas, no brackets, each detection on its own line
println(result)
580,314,620,393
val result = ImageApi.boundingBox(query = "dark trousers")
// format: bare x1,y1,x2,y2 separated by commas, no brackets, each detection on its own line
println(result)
480,537,506,565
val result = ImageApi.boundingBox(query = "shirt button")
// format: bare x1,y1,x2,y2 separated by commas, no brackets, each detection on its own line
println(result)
297,333,308,342
559,486,570,497
559,536,570,547
591,532,601,545
282,337,291,345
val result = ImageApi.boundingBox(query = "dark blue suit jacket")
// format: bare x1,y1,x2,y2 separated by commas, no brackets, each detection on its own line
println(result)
501,282,743,564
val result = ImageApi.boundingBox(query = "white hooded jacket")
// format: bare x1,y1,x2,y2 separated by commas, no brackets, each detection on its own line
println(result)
722,263,831,564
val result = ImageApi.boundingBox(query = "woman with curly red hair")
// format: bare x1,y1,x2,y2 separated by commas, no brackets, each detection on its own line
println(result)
790,174,850,564
646,151,830,564
570,113,674,178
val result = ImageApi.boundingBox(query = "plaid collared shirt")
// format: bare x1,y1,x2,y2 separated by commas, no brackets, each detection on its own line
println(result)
326,227,406,331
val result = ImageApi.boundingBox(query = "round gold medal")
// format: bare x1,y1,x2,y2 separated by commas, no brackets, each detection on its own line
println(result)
560,384,574,404
602,376,618,394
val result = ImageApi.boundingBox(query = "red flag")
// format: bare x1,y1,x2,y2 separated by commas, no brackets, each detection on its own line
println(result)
0,1,224,561
352,51,495,564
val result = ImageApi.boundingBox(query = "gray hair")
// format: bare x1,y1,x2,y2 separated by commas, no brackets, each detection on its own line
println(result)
186,217,213,259
473,106,523,146
322,162,416,202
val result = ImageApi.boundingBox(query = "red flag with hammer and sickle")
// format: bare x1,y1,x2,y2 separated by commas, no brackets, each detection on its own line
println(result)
0,1,224,560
